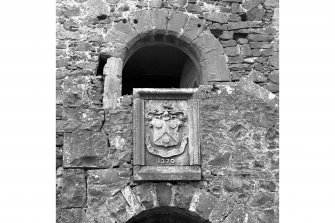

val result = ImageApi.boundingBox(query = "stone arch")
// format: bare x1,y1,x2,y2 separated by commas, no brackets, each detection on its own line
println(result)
125,206,211,223
101,8,230,108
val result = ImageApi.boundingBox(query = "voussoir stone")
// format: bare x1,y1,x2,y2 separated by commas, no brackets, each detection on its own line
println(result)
133,183,156,209
63,130,109,168
61,169,86,208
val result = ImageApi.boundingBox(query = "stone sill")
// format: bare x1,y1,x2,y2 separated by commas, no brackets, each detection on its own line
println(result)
133,166,201,181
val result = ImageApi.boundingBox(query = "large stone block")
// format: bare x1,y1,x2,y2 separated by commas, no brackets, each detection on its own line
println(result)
63,130,109,168
61,169,86,208
87,168,131,209
63,107,104,132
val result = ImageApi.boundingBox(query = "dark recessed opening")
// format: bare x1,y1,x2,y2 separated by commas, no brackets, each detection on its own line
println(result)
133,19,138,24
233,32,248,40
122,18,127,23
122,44,199,95
240,13,247,21
97,14,108,20
125,207,211,223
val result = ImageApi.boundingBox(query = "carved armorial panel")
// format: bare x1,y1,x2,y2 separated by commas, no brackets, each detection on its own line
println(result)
133,89,200,181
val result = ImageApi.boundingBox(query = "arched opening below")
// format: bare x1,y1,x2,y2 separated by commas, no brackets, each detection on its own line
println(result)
125,207,210,223
122,45,200,95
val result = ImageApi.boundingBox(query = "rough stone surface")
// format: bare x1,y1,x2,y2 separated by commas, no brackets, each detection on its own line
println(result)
61,169,86,208
57,1,279,222
61,208,86,223
63,130,109,168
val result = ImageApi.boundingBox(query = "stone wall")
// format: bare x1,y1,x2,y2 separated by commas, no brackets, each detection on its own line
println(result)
57,79,279,223
56,0,279,222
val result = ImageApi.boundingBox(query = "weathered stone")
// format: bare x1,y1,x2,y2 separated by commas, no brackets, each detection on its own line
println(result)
224,46,240,56
250,41,272,49
269,52,279,69
237,38,248,44
249,192,275,208
168,0,187,8
174,183,198,209
103,57,123,109
272,8,279,26
228,21,261,30
61,208,85,223
268,70,279,84
180,16,206,44
219,31,234,40
248,34,274,42
248,70,267,83
261,48,274,56
264,0,279,8
257,209,279,223
193,190,218,219
228,55,243,64
240,44,252,57
106,191,132,222
221,40,237,47
202,12,227,24
242,0,263,10
155,183,173,206
223,205,257,223
75,42,94,51
133,183,156,209
251,49,261,56
63,107,104,132
62,6,81,18
247,5,265,21
231,3,244,13
86,0,110,18
263,82,279,93
228,14,241,22
88,168,131,186
209,195,235,223
121,186,144,215
231,71,242,81
56,58,70,68
166,11,188,36
61,169,86,208
63,130,108,168
186,3,203,14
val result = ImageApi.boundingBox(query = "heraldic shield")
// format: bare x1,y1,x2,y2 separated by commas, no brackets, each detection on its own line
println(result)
145,101,188,158
133,88,200,181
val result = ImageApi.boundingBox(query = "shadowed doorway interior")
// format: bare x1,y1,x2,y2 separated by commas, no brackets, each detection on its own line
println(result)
122,44,200,95
125,207,211,223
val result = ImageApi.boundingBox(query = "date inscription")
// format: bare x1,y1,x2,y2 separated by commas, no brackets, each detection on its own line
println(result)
158,158,175,165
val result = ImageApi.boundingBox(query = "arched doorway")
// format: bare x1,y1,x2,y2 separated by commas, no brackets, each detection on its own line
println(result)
122,43,200,95
125,207,211,223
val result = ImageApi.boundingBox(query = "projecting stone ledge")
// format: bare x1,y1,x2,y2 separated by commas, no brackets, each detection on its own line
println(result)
133,166,201,181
